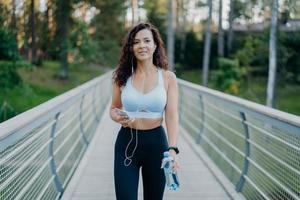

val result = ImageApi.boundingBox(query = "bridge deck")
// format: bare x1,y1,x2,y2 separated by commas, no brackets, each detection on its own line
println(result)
62,106,235,200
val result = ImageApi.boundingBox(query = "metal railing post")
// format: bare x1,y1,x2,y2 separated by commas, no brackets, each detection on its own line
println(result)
196,94,205,144
235,111,250,192
92,84,100,122
49,112,64,195
79,95,89,145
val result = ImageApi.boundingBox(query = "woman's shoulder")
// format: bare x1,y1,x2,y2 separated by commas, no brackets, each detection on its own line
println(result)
161,69,177,82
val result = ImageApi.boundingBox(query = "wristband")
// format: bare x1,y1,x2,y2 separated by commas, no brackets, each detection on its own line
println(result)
168,146,179,154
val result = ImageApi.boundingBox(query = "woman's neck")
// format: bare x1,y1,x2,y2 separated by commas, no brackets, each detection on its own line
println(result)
136,60,156,75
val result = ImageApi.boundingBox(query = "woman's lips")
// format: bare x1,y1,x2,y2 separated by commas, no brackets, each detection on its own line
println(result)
138,52,147,55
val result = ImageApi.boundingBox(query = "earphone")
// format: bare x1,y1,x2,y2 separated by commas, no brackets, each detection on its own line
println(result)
124,56,145,167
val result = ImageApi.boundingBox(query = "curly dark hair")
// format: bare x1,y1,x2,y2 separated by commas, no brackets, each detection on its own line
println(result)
113,22,168,87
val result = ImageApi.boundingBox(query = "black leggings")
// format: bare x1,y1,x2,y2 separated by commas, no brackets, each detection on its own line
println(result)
114,126,168,200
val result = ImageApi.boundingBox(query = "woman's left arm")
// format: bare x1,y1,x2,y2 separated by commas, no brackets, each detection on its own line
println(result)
165,71,179,152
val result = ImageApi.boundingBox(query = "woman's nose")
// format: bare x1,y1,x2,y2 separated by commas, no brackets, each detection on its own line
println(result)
138,41,146,48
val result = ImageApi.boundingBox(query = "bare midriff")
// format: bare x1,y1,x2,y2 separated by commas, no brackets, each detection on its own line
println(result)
128,118,163,130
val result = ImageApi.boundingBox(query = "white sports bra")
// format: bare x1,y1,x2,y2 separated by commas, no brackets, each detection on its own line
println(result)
121,69,167,119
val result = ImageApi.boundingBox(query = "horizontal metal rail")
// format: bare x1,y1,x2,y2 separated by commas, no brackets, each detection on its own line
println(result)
178,78,300,200
0,71,112,200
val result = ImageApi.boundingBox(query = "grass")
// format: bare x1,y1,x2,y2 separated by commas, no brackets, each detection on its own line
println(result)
177,69,300,116
18,61,104,93
0,60,105,121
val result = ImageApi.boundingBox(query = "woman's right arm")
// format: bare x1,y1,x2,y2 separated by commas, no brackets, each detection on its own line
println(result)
110,82,130,126
110,82,122,121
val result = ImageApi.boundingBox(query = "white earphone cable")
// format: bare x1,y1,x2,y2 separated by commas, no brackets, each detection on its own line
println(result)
124,62,146,167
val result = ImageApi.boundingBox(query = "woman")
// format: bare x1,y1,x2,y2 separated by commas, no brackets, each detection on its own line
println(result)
110,22,180,200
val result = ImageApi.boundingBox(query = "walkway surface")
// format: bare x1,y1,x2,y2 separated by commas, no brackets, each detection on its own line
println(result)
62,105,235,200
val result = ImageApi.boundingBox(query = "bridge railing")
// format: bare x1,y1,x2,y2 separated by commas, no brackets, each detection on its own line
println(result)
178,79,300,200
0,71,112,200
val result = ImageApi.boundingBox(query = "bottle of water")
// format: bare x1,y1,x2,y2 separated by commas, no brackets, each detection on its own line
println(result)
161,151,180,190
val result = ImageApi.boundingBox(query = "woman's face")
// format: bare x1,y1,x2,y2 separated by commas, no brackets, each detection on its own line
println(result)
132,29,156,61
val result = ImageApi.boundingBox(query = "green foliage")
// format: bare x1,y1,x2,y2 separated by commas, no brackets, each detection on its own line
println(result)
212,58,246,94
0,28,19,60
0,60,104,123
234,35,257,67
179,69,300,116
0,4,11,28
16,60,35,70
231,33,268,78
143,0,167,40
177,69,202,85
0,101,17,122
0,5,6,26
97,39,121,67
234,34,268,69
174,31,203,70
278,32,300,83
233,0,253,20
0,61,22,90
231,31,300,83
92,0,125,67
0,3,19,61
0,83,57,123
70,21,98,64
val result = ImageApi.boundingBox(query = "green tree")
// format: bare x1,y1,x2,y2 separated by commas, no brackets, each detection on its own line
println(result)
55,0,72,79
213,58,245,94
143,0,167,40
177,0,188,62
280,32,300,83
227,0,258,55
70,21,98,63
0,101,17,123
0,5,19,61
30,0,37,64
218,0,224,57
266,0,279,108
202,0,213,86
0,61,22,90
167,0,175,71
40,0,55,60
174,31,203,70
91,0,125,67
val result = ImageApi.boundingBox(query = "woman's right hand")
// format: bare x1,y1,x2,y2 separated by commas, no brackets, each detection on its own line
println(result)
112,108,134,127
117,115,132,127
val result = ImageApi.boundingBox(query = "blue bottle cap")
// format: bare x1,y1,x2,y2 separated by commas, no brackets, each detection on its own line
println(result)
163,151,170,157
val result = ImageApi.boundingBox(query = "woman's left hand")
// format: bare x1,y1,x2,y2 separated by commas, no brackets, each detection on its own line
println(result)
169,150,180,172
